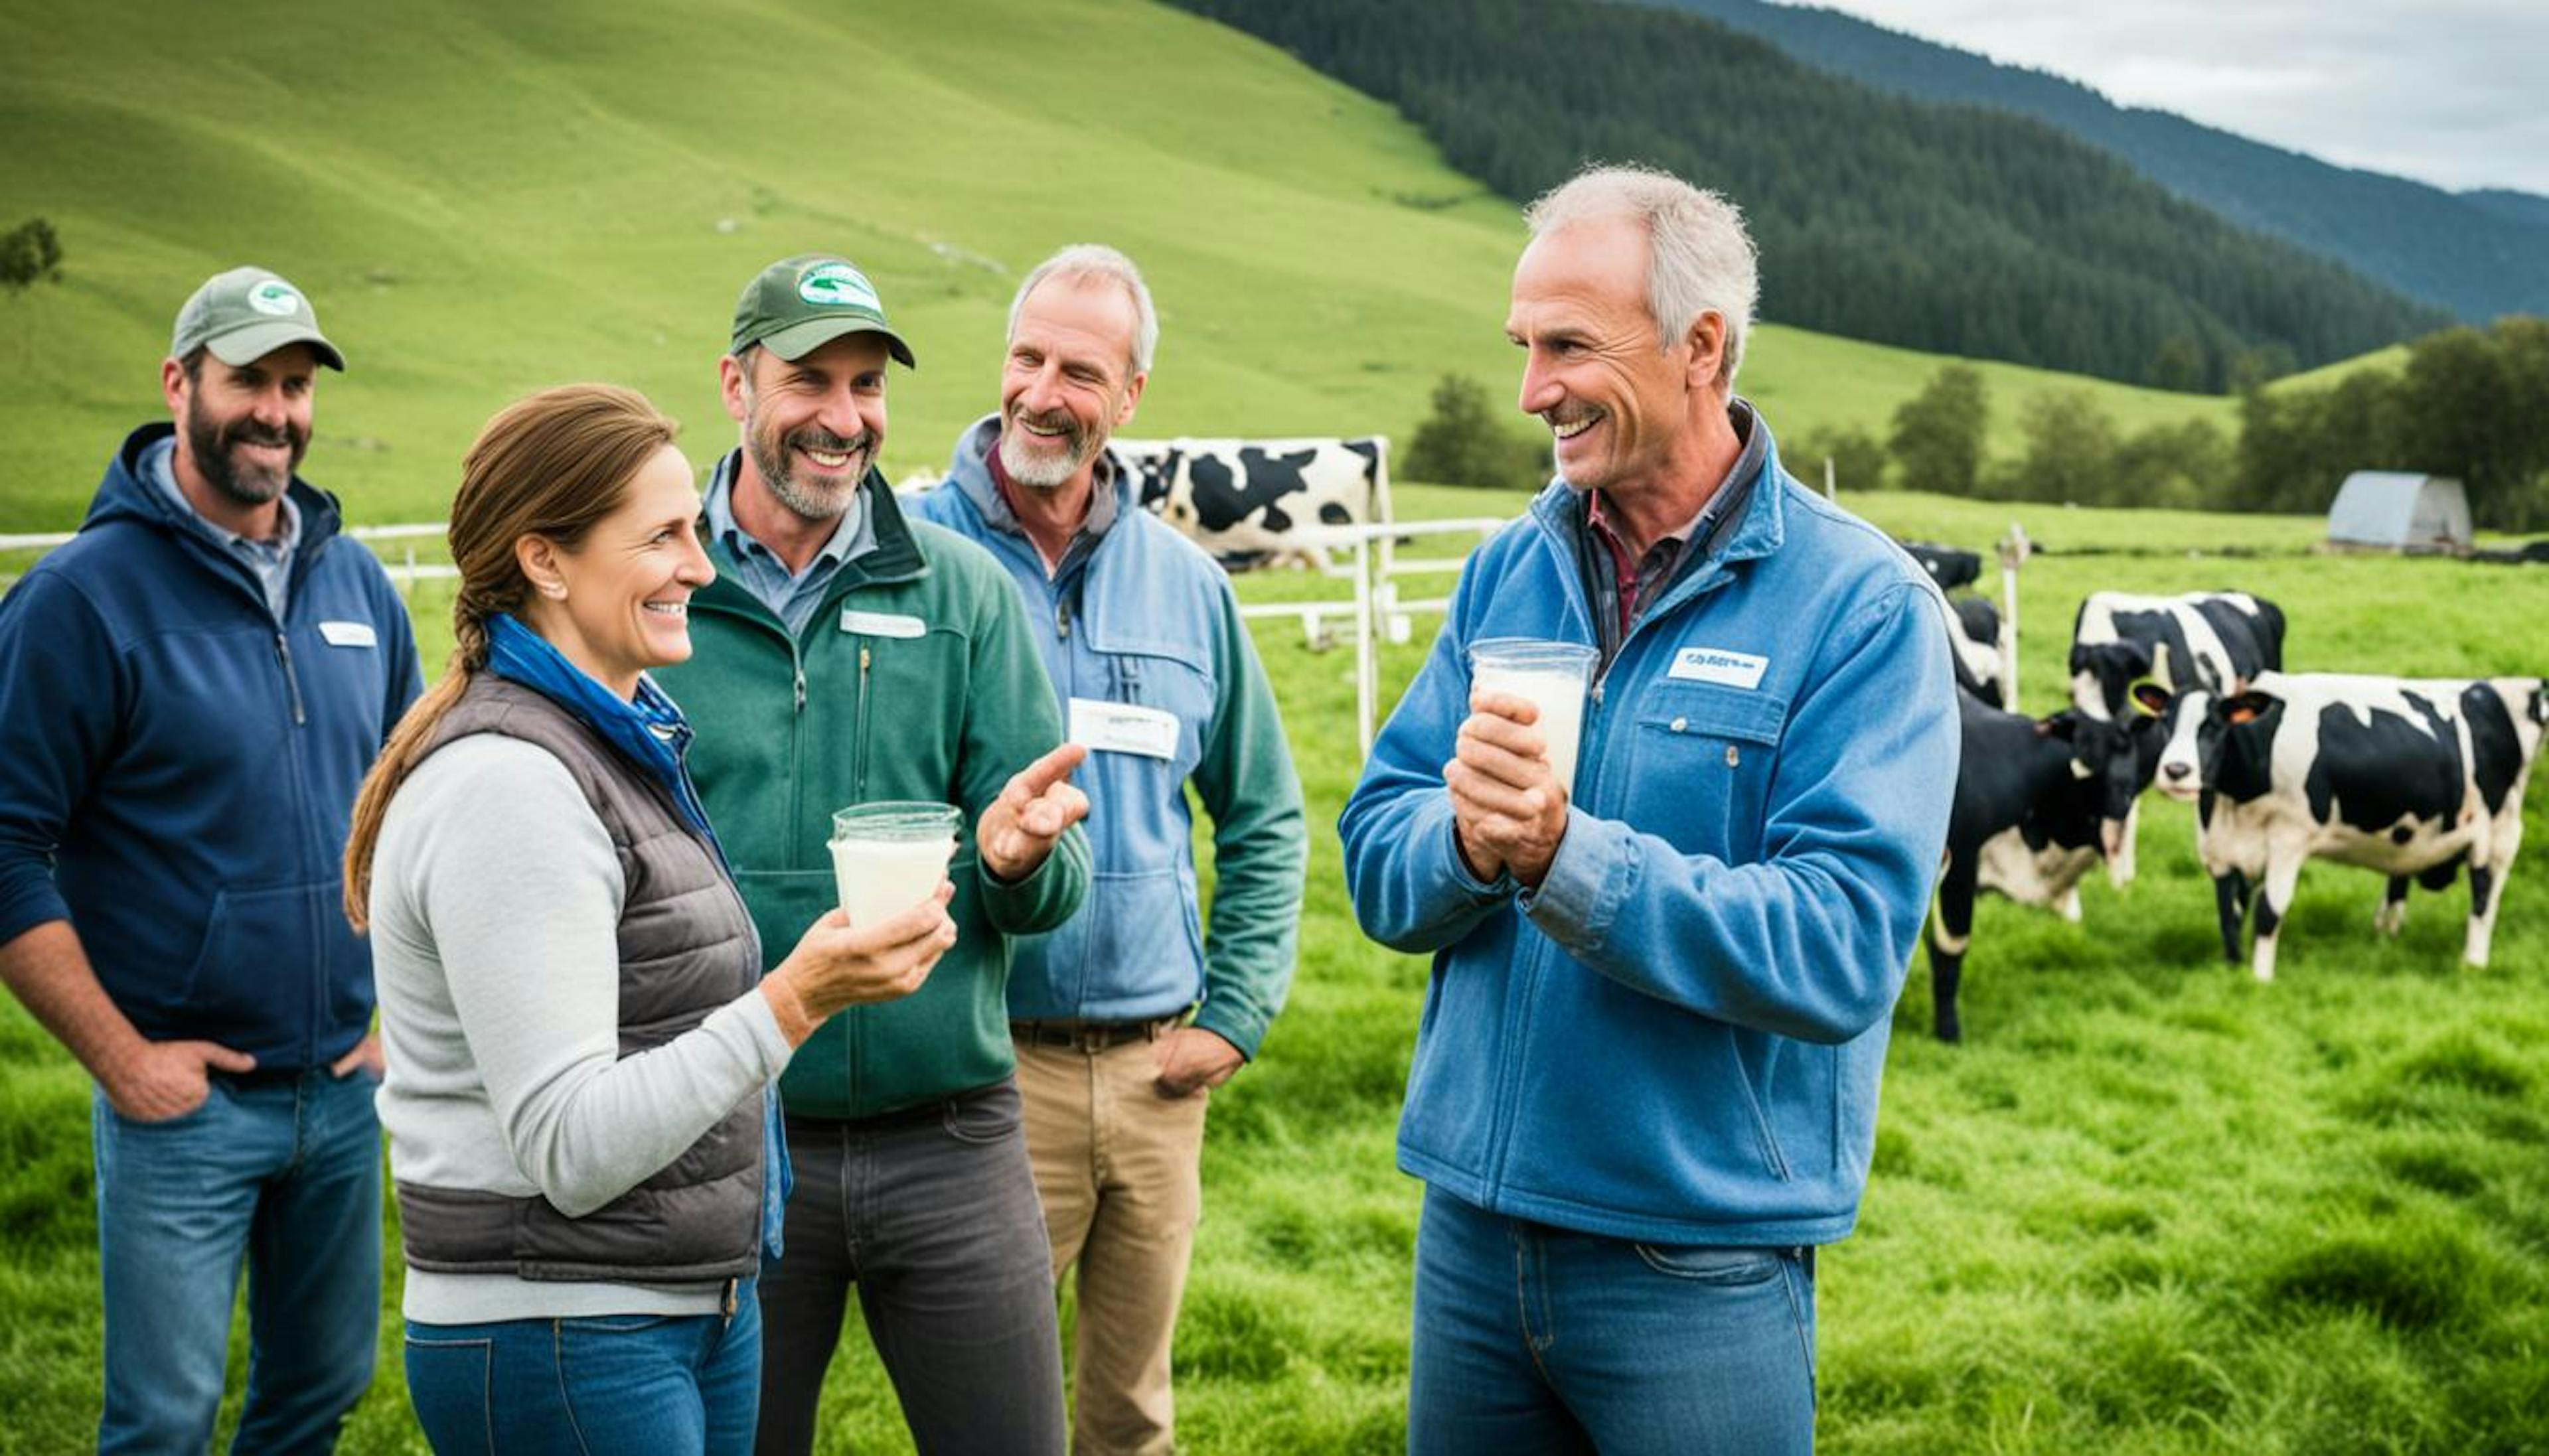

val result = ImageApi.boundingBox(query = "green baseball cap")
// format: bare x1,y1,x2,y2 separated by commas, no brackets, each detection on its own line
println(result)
730,254,915,368
170,266,346,372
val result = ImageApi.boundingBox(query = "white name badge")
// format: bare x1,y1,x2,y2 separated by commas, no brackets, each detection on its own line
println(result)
840,609,926,639
1669,646,1768,690
317,620,377,648
1069,697,1180,761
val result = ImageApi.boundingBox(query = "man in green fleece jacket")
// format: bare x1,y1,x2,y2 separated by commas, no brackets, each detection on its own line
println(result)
653,254,1092,1456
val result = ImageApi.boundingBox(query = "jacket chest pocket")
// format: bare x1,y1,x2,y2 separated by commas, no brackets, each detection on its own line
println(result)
846,626,970,794
1079,651,1211,776
1623,683,1788,863
1069,650,1214,865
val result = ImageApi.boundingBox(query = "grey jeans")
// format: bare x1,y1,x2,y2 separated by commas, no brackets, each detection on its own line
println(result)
753,1078,1067,1455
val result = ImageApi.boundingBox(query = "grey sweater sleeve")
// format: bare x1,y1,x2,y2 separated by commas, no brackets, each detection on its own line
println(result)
379,736,791,1219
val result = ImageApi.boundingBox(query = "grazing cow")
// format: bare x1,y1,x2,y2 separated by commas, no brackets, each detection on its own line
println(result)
2068,590,2287,885
1926,696,2163,1041
1944,595,2006,707
1902,542,1983,593
2143,672,2548,981
1906,536,2023,709
1111,435,1387,569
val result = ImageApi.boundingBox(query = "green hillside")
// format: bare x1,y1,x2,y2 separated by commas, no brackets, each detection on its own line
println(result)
2276,344,2412,393
0,0,2228,533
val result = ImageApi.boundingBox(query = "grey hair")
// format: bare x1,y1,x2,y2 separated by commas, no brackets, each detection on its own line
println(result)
1008,244,1158,378
1524,163,1758,390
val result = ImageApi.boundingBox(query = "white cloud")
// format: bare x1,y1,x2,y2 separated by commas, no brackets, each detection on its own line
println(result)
1786,0,2549,193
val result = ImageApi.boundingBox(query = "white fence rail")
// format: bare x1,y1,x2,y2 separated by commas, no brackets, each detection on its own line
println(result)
1233,516,1509,757
9,513,1520,756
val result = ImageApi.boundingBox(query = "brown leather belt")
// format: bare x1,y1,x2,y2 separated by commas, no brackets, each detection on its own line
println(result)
1009,1017,1180,1054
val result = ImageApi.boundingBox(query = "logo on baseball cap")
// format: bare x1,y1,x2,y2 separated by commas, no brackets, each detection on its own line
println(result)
732,254,915,368
171,267,347,372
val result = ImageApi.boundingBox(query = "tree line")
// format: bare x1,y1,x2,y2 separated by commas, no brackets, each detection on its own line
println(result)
1406,316,2549,533
2230,319,2549,530
1814,319,2549,529
1166,0,2446,391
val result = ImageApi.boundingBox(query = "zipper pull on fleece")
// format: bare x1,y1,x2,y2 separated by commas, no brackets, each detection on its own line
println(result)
793,663,807,714
275,632,307,725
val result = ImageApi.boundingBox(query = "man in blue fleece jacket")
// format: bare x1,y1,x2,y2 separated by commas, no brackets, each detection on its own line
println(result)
0,267,422,1452
1341,165,1958,1452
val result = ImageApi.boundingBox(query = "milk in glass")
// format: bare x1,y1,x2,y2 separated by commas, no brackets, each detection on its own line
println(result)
1467,640,1599,791
829,802,963,926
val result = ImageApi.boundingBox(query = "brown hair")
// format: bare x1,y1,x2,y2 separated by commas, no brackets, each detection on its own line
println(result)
343,384,680,929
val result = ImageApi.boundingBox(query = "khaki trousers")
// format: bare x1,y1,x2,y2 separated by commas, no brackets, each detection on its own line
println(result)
1015,1034,1211,1456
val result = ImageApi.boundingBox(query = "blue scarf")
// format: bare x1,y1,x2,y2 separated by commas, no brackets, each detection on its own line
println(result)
482,613,789,1259
485,615,722,851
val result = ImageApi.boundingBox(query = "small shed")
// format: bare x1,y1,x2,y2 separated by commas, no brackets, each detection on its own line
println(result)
2325,472,2471,554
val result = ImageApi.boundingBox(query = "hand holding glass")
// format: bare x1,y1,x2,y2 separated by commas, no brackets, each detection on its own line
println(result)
1467,639,1598,790
831,802,963,924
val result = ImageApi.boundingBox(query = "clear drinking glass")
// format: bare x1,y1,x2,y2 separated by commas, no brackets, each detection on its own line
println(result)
828,802,963,926
1466,638,1599,790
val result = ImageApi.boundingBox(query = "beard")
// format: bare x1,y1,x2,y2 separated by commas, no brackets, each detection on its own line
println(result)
998,406,1099,491
745,409,876,522
187,409,306,507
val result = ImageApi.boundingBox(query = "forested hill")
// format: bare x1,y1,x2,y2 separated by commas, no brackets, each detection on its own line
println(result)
1166,0,2448,392
1638,0,2549,325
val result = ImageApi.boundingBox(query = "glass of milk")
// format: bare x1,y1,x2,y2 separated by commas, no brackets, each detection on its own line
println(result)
1467,638,1599,791
829,802,963,927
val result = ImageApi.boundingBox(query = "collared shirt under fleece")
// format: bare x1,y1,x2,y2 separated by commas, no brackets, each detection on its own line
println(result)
910,416,1306,1055
701,454,875,637
1339,405,1960,1248
142,434,303,623
651,457,1091,1121
0,421,422,1070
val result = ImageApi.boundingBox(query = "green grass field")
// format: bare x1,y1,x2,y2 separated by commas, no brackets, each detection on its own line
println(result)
1,0,2528,1447
0,0,2260,539
3,487,2545,1452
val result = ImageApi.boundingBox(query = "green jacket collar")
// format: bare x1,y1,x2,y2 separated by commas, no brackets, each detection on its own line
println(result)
694,452,931,636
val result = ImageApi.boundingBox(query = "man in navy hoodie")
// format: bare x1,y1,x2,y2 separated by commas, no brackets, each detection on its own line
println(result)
0,267,422,1453
1343,165,1958,1452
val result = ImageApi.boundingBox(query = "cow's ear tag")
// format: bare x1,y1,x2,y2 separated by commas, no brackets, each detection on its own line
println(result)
2129,681,2169,717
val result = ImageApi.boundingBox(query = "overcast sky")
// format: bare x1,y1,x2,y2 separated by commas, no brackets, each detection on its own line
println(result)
1790,0,2549,196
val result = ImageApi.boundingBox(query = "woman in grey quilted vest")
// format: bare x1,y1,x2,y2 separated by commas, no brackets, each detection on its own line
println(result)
343,384,954,1454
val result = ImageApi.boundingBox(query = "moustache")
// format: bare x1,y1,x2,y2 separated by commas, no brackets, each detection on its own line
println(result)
787,427,875,457
225,421,301,449
1010,409,1083,443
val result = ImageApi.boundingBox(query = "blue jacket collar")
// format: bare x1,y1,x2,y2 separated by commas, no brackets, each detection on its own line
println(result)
85,422,345,595
943,413,1132,587
483,613,720,846
1528,401,1789,622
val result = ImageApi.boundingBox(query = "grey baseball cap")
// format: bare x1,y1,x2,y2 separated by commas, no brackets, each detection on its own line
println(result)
730,254,915,367
171,267,347,372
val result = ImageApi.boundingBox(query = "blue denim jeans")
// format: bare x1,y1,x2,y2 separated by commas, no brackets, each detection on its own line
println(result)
1408,1185,1817,1455
403,1281,761,1455
91,1067,383,1454
753,1079,1067,1456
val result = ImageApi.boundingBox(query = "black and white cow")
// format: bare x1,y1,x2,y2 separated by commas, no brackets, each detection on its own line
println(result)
2068,590,2287,885
1902,542,1983,593
1111,436,1387,569
1904,544,2009,706
2142,672,2547,981
1926,695,2165,1041
1944,595,2007,707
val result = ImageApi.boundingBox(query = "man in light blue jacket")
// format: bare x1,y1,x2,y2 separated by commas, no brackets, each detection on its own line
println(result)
911,244,1306,1456
1341,165,1959,1453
